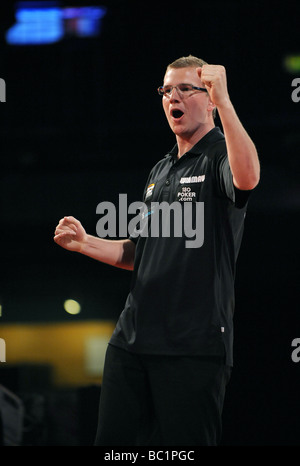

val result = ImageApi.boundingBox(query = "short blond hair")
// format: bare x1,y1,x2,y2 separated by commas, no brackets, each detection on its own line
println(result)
166,55,207,71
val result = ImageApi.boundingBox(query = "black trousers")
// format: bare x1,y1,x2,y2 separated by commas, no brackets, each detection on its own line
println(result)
94,344,231,446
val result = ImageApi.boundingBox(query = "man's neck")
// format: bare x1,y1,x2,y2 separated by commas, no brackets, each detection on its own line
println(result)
176,124,215,159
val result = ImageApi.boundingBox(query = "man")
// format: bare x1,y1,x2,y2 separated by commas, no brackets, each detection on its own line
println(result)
54,55,260,446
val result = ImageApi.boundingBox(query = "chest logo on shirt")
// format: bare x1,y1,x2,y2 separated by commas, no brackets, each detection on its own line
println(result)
180,175,205,184
178,174,205,202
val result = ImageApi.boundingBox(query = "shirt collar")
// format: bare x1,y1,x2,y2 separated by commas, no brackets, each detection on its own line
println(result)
165,127,224,160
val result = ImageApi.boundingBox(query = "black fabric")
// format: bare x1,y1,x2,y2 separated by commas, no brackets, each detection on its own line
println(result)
109,127,250,366
94,344,231,446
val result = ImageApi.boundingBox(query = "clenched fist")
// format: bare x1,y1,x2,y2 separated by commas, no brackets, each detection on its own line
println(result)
54,216,87,252
197,65,230,109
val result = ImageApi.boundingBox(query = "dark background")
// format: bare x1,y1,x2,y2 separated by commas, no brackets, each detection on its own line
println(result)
0,0,299,445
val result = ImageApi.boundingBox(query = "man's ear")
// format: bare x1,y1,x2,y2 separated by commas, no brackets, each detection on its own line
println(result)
207,99,216,114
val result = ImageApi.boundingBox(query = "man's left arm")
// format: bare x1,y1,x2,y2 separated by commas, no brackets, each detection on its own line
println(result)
199,65,260,191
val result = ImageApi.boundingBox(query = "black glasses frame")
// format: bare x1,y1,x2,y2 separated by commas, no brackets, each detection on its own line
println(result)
157,83,208,97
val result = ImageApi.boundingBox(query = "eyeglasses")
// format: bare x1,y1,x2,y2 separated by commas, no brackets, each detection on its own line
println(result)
157,83,208,97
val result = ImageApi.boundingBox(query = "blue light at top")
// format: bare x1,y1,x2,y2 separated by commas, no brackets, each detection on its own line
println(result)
5,2,107,45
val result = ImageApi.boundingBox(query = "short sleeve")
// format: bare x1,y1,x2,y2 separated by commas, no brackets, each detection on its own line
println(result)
128,233,139,244
216,153,251,209
128,169,154,243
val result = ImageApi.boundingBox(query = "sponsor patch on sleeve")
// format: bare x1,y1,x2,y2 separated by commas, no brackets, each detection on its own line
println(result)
145,183,155,200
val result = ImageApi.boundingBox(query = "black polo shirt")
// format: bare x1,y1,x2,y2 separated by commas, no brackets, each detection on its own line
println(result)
109,127,250,366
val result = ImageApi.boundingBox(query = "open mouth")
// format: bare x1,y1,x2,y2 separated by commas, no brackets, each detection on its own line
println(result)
171,109,184,119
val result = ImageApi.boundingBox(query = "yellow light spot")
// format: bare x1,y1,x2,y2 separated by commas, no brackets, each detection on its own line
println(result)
283,55,300,73
64,299,81,315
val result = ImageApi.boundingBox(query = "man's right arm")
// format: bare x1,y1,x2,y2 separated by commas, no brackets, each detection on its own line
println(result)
54,216,135,271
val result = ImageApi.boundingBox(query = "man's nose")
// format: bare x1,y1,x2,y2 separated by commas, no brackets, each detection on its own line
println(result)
169,86,181,101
